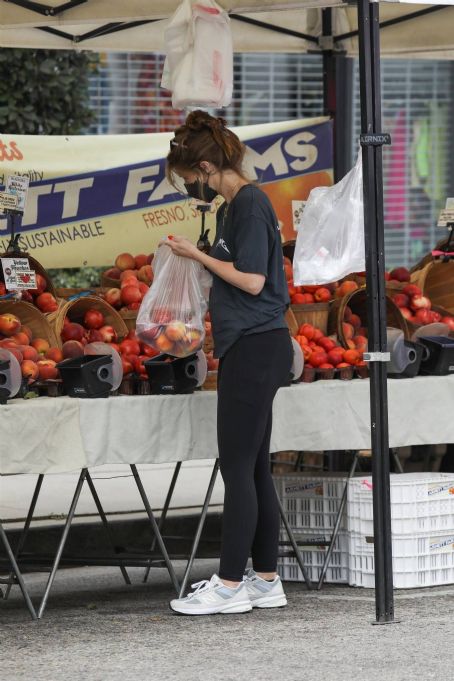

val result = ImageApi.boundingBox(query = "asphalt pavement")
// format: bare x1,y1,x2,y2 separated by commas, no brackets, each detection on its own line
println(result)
1,560,454,681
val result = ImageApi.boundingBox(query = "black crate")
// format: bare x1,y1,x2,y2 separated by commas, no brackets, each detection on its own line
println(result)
57,354,114,398
144,353,199,395
419,336,454,376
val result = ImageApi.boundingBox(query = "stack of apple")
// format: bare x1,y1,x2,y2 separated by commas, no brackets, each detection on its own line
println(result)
113,329,160,379
0,312,63,383
104,253,153,311
0,273,59,314
294,321,366,372
390,284,454,329
59,308,121,360
103,253,153,312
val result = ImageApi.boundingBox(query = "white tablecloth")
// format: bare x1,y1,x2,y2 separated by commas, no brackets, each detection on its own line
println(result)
2,375,454,475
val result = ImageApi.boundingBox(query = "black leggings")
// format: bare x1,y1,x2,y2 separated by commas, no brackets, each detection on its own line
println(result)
217,328,293,582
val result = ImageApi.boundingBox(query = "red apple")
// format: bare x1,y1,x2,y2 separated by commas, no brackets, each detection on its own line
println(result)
318,337,336,352
104,288,122,308
342,322,355,341
31,337,50,356
414,308,432,325
389,267,410,283
46,347,64,363
350,314,361,329
104,267,121,280
127,302,141,311
137,265,153,284
0,313,21,337
393,293,410,308
11,332,30,346
120,338,141,356
8,347,23,364
134,254,148,269
21,346,39,362
37,359,59,381
87,329,104,343
402,284,422,297
115,253,135,271
61,322,85,343
327,348,345,366
21,325,33,342
36,292,58,313
99,325,117,343
22,359,39,381
62,340,84,358
308,350,328,367
314,287,331,303
121,357,134,376
83,309,105,329
29,273,47,295
147,253,154,265
410,295,431,311
121,285,142,306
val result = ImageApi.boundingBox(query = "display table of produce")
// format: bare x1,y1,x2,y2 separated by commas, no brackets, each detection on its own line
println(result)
2,376,454,620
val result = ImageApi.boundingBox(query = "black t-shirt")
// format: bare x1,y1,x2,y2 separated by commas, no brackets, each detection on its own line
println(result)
209,184,289,358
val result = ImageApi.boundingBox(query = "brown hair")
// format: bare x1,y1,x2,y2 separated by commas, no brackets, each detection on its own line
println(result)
166,110,248,187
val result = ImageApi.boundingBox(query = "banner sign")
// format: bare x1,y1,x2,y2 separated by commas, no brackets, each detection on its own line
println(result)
0,117,333,267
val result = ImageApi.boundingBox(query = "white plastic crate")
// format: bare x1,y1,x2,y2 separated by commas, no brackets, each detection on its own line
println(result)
278,528,349,584
348,530,454,589
348,473,454,536
274,473,349,532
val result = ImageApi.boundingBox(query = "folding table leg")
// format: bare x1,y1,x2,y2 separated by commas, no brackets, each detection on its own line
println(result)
0,522,37,620
85,471,131,586
130,464,180,594
143,461,182,584
317,452,359,590
178,460,219,598
37,468,87,619
391,448,404,473
275,488,313,590
3,473,44,600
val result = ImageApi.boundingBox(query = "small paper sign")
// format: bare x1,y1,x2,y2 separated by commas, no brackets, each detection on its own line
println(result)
437,209,454,228
0,192,18,213
1,257,36,291
292,200,306,232
5,174,29,213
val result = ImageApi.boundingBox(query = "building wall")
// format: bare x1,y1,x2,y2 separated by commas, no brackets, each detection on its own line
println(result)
88,53,454,269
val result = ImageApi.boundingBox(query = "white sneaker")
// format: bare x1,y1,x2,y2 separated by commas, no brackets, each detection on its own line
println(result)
170,574,252,616
244,569,287,608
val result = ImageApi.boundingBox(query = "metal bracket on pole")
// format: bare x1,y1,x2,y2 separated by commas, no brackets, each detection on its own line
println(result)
364,352,391,363
360,133,392,147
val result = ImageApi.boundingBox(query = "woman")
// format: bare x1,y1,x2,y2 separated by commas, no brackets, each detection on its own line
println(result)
165,110,293,616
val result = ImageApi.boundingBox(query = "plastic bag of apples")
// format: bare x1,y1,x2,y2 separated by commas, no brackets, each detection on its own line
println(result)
136,243,212,358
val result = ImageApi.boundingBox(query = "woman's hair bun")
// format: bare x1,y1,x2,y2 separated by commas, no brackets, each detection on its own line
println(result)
186,110,227,133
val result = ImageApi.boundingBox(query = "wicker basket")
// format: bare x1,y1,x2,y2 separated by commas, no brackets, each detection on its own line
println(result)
202,370,218,391
101,271,121,289
0,249,56,297
284,307,298,337
56,287,103,300
290,303,330,335
49,295,128,347
0,299,59,347
406,304,453,338
327,288,408,347
410,261,454,315
119,309,138,332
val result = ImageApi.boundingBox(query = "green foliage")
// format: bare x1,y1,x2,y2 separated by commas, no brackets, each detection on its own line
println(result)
48,267,103,289
0,49,98,134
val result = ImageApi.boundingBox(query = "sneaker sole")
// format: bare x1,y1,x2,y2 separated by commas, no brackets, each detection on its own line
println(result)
170,600,253,616
249,594,287,609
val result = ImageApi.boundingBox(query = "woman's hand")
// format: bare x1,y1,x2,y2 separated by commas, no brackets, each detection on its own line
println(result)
164,236,201,261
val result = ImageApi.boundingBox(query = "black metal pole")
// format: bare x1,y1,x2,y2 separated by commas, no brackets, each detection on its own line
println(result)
357,0,394,624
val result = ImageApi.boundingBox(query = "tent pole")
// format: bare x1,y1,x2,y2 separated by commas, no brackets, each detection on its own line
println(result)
357,0,395,624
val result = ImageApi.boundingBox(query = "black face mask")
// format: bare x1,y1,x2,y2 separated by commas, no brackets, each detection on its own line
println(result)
184,179,218,204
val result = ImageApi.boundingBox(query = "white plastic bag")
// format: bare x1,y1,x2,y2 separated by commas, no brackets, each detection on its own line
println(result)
293,154,366,285
136,245,212,358
161,0,233,109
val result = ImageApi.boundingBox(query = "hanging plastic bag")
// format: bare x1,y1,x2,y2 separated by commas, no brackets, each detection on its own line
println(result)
293,154,365,285
136,244,212,358
161,0,233,109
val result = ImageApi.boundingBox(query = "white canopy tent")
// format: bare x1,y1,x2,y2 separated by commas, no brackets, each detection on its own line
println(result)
0,1,454,58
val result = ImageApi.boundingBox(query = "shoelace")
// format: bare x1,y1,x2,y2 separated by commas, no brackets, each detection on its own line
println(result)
186,577,217,600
